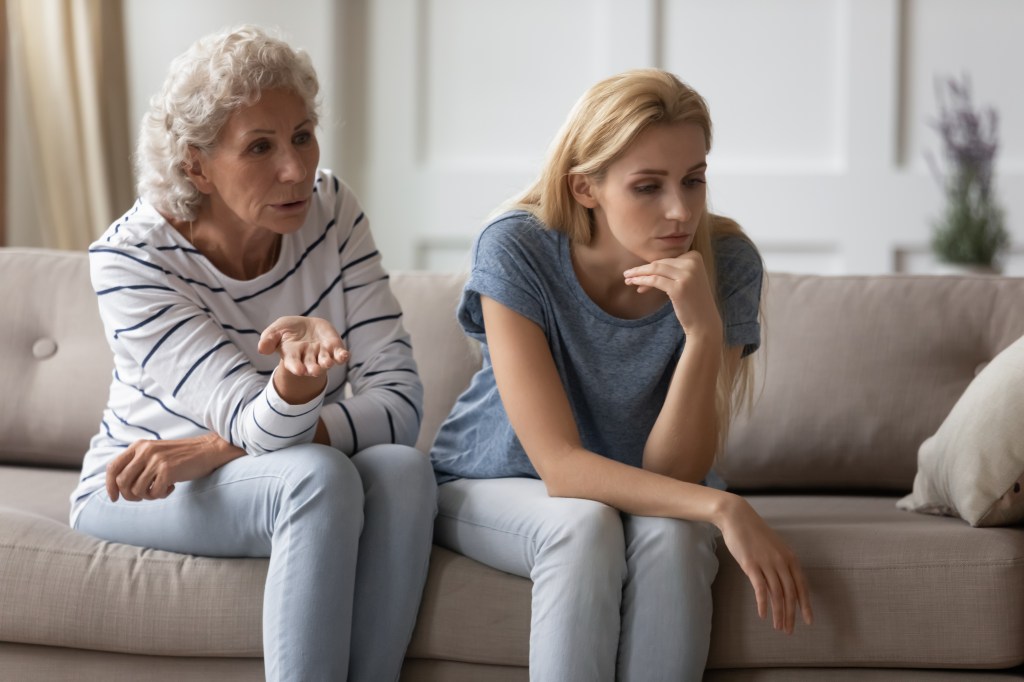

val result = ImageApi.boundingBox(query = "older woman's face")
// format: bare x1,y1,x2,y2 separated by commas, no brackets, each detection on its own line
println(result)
193,88,319,234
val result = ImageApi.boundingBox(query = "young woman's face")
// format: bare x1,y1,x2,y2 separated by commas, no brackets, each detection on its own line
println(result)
584,122,707,264
192,88,320,234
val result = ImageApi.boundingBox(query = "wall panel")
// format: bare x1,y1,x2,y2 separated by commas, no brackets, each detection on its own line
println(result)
367,0,986,275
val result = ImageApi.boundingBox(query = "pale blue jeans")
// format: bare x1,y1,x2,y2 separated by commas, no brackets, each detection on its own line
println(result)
75,443,437,682
436,477,719,682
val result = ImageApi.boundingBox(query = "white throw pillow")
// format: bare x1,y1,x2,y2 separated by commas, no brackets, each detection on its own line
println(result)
898,334,1024,527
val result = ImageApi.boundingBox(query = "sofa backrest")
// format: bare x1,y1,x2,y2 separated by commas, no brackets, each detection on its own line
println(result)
387,272,482,453
0,247,483,469
3,246,1022,494
718,273,1024,492
0,248,113,468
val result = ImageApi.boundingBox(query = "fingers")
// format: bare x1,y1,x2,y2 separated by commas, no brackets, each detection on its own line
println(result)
271,317,349,377
105,447,136,502
744,554,812,635
763,568,786,631
746,566,769,622
258,327,282,355
794,563,814,626
623,258,702,298
777,566,798,634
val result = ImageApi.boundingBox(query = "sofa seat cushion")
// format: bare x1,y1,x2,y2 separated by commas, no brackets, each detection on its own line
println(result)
5,467,1023,669
0,465,79,523
710,496,1024,669
0,507,267,657
409,496,1024,671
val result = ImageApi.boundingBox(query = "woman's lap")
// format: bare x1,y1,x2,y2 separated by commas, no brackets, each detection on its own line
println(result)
74,443,362,557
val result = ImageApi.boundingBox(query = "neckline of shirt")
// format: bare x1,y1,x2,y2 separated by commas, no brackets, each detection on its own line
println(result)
556,230,675,328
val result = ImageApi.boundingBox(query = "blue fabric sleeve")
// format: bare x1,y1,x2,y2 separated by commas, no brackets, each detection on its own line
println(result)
715,235,763,357
457,215,548,341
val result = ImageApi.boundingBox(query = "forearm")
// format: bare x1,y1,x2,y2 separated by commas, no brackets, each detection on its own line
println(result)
272,360,329,404
319,384,422,453
643,332,722,482
543,444,736,527
202,432,248,467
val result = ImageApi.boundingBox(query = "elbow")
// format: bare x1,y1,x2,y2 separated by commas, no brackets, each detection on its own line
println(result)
532,445,579,498
395,417,421,448
396,399,424,448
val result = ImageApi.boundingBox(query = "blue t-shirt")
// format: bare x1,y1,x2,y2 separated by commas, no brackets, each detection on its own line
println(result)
430,210,762,482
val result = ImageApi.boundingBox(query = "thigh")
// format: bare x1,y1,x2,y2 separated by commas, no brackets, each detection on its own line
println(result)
74,444,352,558
435,477,622,579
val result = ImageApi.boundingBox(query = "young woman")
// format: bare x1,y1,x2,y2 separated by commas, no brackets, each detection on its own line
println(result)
71,27,435,681
431,69,812,680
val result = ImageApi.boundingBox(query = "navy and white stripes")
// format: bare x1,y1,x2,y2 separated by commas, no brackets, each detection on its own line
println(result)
71,169,423,525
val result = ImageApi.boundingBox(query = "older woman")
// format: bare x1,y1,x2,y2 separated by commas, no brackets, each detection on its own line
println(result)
70,26,436,681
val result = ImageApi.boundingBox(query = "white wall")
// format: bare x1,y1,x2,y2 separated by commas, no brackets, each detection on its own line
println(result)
359,0,1024,275
8,0,1024,277
122,0,342,174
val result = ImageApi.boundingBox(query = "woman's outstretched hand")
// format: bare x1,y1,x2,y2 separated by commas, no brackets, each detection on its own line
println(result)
717,494,814,634
258,315,349,377
624,252,721,339
105,433,244,502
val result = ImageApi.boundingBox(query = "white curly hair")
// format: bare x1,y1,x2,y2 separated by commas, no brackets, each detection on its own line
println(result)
135,25,321,221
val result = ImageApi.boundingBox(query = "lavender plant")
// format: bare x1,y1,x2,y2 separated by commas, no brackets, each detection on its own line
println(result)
928,75,1008,268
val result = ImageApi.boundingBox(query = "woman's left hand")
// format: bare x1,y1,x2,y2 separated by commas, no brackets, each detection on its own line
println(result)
105,433,244,502
258,315,349,378
624,252,722,338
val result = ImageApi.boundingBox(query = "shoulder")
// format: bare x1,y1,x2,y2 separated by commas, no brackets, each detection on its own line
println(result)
473,210,559,269
311,168,368,238
89,200,186,285
713,232,761,270
93,199,172,249
712,232,763,297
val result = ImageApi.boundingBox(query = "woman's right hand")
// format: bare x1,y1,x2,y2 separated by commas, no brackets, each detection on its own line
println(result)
106,433,244,502
258,315,349,377
717,495,813,634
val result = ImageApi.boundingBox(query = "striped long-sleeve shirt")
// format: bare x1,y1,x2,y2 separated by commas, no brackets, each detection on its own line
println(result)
70,169,422,524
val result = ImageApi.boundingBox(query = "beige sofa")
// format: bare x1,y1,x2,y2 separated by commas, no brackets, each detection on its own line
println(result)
1,245,1023,681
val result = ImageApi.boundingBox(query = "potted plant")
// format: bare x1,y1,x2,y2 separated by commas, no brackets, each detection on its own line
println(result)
928,75,1008,273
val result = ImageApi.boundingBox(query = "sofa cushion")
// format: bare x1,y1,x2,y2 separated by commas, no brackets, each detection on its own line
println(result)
409,496,1024,670
0,642,264,682
0,508,266,657
720,274,1024,492
709,496,1024,669
390,271,482,453
4,469,1023,669
0,249,113,469
0,465,78,523
898,334,1024,526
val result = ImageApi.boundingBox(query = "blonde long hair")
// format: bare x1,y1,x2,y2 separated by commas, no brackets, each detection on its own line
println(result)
510,68,761,455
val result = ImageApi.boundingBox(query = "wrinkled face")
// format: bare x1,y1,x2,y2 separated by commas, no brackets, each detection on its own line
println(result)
191,88,320,234
584,122,707,264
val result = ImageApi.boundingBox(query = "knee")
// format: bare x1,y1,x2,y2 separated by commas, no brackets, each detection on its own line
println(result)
352,444,437,513
274,443,364,513
542,499,625,566
628,517,718,570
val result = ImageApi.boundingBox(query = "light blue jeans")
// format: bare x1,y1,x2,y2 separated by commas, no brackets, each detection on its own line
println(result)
75,443,437,682
436,477,718,682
